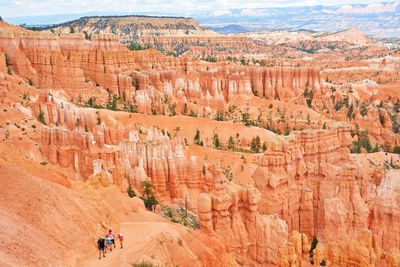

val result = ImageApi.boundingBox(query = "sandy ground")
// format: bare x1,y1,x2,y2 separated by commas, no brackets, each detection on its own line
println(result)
84,221,180,267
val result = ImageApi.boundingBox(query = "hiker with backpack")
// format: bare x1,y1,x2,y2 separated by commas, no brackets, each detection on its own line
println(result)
108,229,116,248
97,237,106,260
105,235,112,252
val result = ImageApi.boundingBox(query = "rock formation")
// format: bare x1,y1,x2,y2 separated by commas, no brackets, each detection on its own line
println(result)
0,19,399,267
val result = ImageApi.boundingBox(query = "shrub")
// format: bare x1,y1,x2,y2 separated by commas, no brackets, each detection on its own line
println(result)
309,236,319,264
306,98,312,108
394,146,400,154
242,112,251,126
38,110,46,125
262,142,267,152
284,125,290,136
160,205,199,230
151,106,157,115
83,31,91,40
310,236,319,251
127,186,136,198
86,97,96,107
350,130,372,153
347,104,354,119
359,104,368,116
132,261,154,267
106,94,118,111
203,56,217,63
128,43,145,51
304,88,314,108
215,111,224,121
379,113,385,126
4,52,11,66
169,103,177,116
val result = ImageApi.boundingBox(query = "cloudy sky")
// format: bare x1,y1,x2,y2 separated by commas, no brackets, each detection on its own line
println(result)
0,0,396,18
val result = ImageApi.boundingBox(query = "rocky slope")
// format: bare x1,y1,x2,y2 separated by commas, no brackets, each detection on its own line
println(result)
0,20,399,266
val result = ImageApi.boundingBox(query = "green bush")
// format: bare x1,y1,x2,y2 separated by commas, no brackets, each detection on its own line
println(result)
350,130,372,153
284,125,290,136
127,187,136,198
38,110,46,125
203,56,217,62
86,97,96,107
106,94,118,111
132,261,154,267
127,43,145,51
215,111,224,121
359,104,368,116
306,98,313,108
379,113,385,126
309,236,319,264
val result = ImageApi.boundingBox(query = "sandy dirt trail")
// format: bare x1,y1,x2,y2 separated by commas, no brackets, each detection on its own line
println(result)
83,221,175,267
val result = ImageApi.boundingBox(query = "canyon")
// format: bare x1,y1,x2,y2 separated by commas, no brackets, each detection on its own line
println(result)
0,14,399,267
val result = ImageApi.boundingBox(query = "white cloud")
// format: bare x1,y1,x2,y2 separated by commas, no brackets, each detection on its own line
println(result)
0,0,397,18
240,9,265,17
212,9,232,17
337,2,399,13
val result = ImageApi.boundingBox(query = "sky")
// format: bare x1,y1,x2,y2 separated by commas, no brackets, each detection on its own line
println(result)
0,0,396,18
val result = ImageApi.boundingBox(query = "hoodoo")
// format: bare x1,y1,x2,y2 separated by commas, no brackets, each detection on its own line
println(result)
0,3,399,267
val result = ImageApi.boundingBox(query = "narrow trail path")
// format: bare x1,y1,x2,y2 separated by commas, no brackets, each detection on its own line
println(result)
83,221,173,267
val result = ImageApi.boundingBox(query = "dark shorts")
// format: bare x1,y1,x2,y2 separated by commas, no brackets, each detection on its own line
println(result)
98,246,104,251
111,239,115,245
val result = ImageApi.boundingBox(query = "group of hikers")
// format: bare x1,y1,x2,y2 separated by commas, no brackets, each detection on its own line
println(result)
97,229,124,260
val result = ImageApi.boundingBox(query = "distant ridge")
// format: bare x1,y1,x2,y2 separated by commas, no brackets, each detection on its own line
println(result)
32,15,193,30
43,15,217,44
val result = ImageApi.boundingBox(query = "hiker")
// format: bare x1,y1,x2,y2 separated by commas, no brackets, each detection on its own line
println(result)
108,229,116,248
97,237,106,260
118,232,124,249
105,235,112,252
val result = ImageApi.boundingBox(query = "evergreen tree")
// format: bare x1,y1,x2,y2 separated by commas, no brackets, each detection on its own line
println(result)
140,181,158,211
213,133,221,149
228,136,235,150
